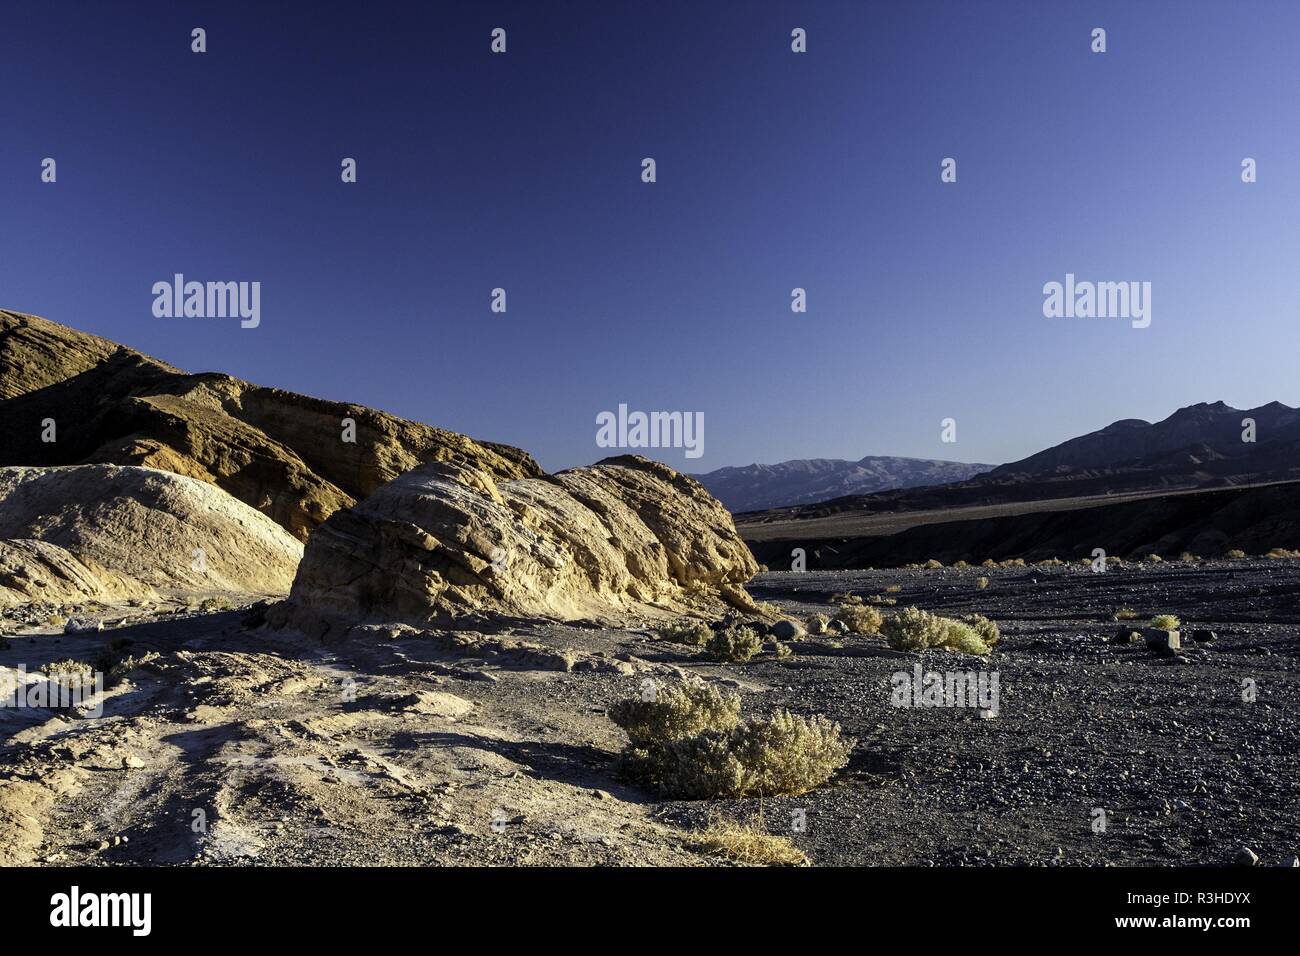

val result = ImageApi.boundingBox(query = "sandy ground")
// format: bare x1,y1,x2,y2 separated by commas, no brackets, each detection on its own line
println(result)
2,558,1297,867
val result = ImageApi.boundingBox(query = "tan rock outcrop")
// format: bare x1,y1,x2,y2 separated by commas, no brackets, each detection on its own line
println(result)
0,309,541,540
0,464,304,606
277,455,761,637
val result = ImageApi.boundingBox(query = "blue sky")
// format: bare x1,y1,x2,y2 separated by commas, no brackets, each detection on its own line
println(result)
2,0,1297,472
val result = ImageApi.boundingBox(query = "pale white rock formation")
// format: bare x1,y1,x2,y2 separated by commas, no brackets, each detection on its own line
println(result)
0,464,303,606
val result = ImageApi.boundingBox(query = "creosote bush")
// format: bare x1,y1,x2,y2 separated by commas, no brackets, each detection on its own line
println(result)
1150,613,1180,630
704,624,763,663
610,677,853,799
804,613,830,636
609,675,740,747
656,619,712,647
880,606,994,655
834,603,883,634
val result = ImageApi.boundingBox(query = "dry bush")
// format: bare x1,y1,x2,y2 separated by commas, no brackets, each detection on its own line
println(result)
977,576,989,590
1266,548,1300,559
923,559,943,569
866,595,897,606
1179,552,1199,562
952,560,970,569
961,613,1000,649
1226,549,1247,559
689,815,807,866
885,585,902,593
1150,613,1180,630
770,640,792,660
611,680,853,800
39,658,94,681
834,603,883,634
657,619,712,647
1113,607,1140,621
609,676,740,748
1144,553,1163,563
980,559,998,568
829,592,861,606
704,624,763,663
881,607,992,655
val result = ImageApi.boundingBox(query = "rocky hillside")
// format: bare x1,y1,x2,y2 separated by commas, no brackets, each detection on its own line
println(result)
692,455,992,512
277,455,762,638
0,464,303,606
0,310,541,540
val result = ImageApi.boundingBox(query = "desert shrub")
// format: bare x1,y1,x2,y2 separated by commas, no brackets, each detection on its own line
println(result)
38,660,94,686
977,576,990,590
881,607,991,655
645,713,852,799
609,676,740,748
923,559,943,569
867,594,897,605
953,560,970,569
999,558,1026,568
980,559,997,568
689,815,807,866
1113,607,1140,621
1144,553,1163,563
828,592,861,606
960,613,1000,649
834,603,883,634
1150,614,1180,630
704,624,763,663
612,681,853,799
1179,552,1198,562
1266,548,1300,559
657,619,713,647
885,585,902,593
1226,549,1247,559
770,640,792,660
804,613,830,636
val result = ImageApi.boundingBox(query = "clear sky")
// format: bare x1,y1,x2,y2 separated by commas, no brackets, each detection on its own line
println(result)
2,0,1297,473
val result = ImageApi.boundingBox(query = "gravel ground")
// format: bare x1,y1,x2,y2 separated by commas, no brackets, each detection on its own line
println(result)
3,558,1296,866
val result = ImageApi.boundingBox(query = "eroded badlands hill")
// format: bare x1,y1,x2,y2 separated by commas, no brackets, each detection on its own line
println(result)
0,310,540,540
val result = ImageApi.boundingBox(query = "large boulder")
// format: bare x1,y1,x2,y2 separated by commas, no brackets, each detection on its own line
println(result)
277,456,762,637
0,310,541,541
0,464,304,606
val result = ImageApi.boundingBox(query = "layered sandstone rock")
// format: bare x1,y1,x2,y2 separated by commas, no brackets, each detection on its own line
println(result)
278,455,762,638
0,309,541,540
0,464,304,606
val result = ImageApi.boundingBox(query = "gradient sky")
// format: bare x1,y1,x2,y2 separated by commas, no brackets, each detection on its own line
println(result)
2,0,1297,473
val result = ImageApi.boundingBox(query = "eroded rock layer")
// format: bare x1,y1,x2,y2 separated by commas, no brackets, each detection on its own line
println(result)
278,455,761,637
0,309,541,540
0,464,304,606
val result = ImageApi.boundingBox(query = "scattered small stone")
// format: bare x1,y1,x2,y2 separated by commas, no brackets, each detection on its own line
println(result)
1233,845,1259,866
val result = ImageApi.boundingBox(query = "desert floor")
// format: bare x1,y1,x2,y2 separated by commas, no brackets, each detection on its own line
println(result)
3,559,1297,867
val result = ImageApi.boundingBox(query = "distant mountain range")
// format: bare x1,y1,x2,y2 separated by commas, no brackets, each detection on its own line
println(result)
736,400,1300,567
745,401,1300,522
691,456,993,512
